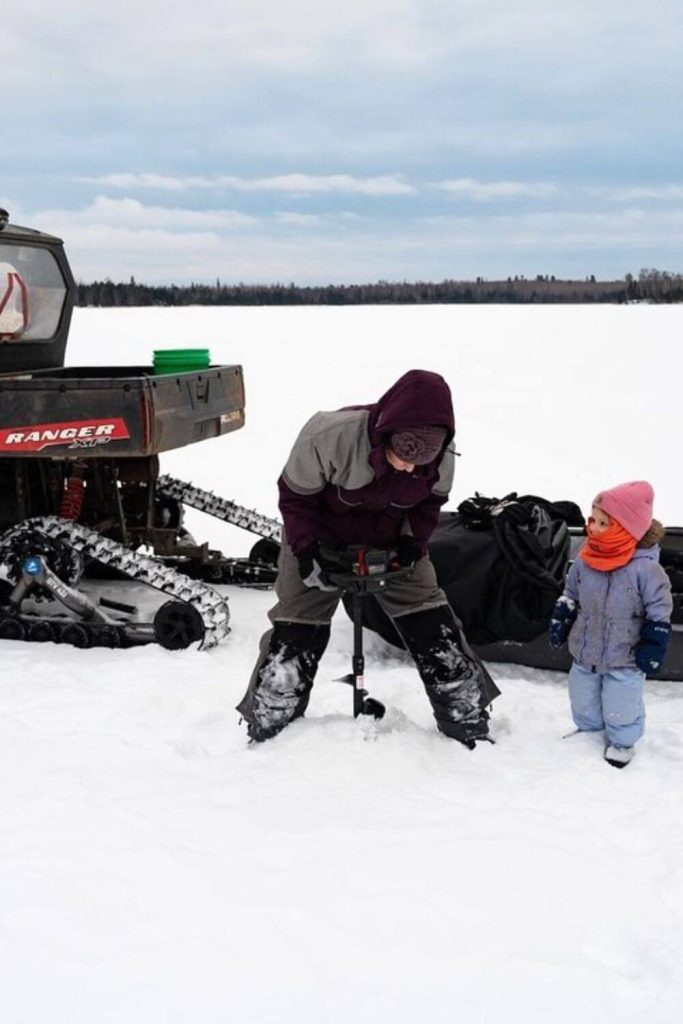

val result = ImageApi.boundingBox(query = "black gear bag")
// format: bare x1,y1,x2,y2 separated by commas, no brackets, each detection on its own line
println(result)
349,493,581,649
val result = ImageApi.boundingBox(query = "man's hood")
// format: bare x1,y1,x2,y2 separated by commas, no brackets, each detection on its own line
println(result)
368,369,455,445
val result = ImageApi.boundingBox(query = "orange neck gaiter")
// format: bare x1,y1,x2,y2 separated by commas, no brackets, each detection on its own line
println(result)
580,519,637,571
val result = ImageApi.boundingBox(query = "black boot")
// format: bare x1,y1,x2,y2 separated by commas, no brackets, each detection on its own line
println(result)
394,605,500,747
237,621,330,742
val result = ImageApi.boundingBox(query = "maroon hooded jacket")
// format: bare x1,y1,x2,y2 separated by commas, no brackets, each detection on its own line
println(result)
278,369,455,555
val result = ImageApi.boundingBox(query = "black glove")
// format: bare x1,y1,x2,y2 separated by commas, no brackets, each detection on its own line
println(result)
296,543,352,592
635,620,671,675
395,536,422,567
296,544,337,591
548,597,577,650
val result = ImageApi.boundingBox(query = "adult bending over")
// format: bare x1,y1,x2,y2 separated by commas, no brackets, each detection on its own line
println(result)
237,369,500,745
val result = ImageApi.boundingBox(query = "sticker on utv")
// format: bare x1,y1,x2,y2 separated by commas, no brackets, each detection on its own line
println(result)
0,417,131,453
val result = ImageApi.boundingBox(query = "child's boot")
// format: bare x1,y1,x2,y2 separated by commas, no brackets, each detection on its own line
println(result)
604,743,635,769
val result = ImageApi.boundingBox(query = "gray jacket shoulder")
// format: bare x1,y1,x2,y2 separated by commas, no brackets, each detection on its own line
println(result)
282,410,375,494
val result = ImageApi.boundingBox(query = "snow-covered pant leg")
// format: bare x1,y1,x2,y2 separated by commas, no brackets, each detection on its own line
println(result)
236,540,340,741
237,621,331,741
387,562,499,744
601,667,645,747
568,661,605,732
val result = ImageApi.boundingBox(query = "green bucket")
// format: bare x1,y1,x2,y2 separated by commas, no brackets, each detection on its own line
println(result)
153,348,211,375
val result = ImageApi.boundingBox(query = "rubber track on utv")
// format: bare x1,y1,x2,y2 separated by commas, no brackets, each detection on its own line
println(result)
0,516,231,650
157,475,282,540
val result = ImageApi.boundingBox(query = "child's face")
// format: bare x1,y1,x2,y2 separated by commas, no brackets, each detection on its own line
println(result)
588,504,611,536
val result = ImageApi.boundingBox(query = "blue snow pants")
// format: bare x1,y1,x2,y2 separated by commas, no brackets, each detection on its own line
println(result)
568,661,646,747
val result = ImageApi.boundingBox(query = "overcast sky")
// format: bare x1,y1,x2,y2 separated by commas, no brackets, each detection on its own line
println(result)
2,0,682,284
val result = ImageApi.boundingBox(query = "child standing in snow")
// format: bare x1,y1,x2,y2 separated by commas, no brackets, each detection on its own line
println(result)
549,481,672,768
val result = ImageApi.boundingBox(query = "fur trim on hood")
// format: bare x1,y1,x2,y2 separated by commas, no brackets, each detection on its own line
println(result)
637,518,665,549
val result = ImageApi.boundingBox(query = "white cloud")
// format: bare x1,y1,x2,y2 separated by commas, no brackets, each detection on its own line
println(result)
608,185,683,202
435,178,559,200
78,176,683,211
230,174,416,195
6,3,682,221
83,173,417,196
25,195,683,285
1,0,455,88
7,1,680,86
39,196,256,231
80,175,203,193
273,211,362,227
418,206,683,253
274,212,324,226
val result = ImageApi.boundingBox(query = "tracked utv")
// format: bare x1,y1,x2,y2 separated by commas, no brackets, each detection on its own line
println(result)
0,210,280,651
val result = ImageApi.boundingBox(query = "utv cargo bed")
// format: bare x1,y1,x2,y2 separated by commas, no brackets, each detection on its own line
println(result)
0,364,245,458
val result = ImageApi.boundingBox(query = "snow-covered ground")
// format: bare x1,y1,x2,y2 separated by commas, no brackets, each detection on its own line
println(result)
2,305,683,1023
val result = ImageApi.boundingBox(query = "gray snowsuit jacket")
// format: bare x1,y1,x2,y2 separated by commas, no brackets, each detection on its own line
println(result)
563,529,673,673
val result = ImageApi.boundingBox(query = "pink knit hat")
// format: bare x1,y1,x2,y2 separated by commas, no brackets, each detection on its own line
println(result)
593,481,654,541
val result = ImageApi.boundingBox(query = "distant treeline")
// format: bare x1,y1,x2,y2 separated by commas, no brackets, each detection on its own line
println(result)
76,269,683,307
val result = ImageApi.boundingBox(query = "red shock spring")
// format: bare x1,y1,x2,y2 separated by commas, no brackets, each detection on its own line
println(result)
59,476,86,520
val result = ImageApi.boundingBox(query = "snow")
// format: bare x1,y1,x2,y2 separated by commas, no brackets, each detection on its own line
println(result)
2,304,683,1023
